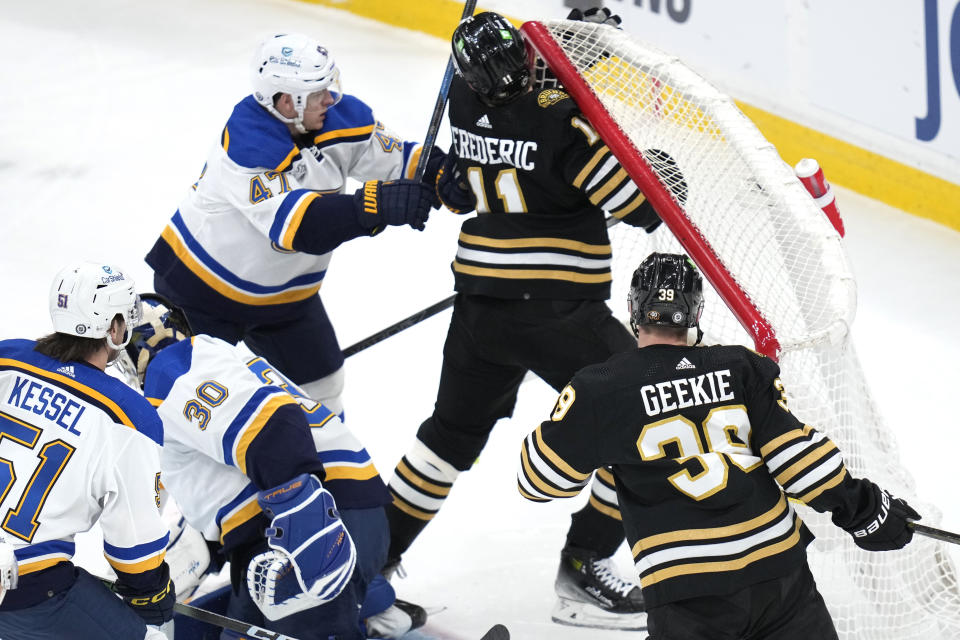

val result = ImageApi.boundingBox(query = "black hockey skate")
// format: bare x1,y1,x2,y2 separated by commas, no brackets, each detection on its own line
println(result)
366,598,427,638
552,548,647,630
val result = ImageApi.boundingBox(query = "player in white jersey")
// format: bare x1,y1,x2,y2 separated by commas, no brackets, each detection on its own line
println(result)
0,262,174,640
123,295,423,639
145,33,441,417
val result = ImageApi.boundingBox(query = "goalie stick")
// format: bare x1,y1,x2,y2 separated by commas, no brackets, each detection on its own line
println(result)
342,217,622,358
412,0,479,182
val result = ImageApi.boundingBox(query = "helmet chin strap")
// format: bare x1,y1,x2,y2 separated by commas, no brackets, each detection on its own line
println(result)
264,103,308,134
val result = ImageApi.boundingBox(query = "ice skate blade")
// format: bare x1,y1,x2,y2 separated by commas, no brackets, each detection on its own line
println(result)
551,597,648,631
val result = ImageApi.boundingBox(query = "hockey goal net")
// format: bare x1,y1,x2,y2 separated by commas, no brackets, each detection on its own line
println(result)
521,19,960,639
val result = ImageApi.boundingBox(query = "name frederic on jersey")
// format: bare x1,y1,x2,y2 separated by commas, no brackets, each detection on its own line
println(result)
451,125,537,169
641,369,735,417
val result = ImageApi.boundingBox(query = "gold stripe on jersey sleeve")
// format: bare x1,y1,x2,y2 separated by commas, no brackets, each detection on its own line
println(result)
632,495,789,557
395,460,451,497
389,492,435,521
589,494,622,520
221,126,230,152
0,359,135,429
534,426,592,481
596,467,616,486
639,517,803,588
312,124,376,146
219,497,262,545
453,263,612,284
274,145,300,173
147,397,163,407
279,192,319,250
405,146,424,180
518,482,551,502
17,557,68,576
588,168,629,206
458,232,611,255
797,467,847,504
520,443,583,498
774,440,838,486
235,395,299,475
573,146,610,189
759,424,815,458
323,463,380,481
610,192,647,219
106,551,167,575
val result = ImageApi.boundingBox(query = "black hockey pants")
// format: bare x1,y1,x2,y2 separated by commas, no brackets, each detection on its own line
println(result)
645,561,838,640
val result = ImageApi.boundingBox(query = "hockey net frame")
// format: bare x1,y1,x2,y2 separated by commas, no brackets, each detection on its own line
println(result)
521,19,960,639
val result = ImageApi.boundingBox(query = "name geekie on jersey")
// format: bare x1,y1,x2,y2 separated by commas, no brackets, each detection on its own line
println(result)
451,126,537,169
641,369,736,417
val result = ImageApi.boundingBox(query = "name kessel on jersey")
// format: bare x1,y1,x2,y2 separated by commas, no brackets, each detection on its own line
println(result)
641,369,735,417
451,125,536,169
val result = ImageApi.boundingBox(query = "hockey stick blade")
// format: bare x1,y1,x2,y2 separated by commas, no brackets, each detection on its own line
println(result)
412,0,479,182
342,216,623,358
480,623,511,640
909,521,960,546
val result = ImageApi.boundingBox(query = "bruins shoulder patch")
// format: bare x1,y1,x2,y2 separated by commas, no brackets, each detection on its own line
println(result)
537,88,570,107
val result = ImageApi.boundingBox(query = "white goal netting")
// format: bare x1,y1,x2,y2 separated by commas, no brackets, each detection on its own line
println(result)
523,19,960,639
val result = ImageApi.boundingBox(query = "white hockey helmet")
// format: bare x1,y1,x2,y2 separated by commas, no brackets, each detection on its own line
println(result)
250,33,342,133
49,262,141,350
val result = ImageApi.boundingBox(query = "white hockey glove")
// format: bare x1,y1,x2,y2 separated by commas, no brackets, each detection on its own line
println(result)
247,473,356,620
143,620,174,640
0,541,18,606
164,515,211,600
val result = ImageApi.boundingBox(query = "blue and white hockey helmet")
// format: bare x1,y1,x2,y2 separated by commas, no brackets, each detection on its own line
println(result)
124,294,193,387
250,33,342,132
48,261,141,349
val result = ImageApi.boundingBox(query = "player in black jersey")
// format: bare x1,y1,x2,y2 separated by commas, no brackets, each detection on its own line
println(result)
384,10,666,628
519,252,920,639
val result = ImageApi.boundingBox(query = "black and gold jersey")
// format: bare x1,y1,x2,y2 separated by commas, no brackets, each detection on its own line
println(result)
519,344,871,607
447,76,659,300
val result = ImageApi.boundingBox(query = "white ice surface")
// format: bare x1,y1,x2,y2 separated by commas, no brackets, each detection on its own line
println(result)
1,1,958,637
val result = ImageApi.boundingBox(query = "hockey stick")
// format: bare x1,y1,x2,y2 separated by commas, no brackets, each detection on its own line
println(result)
100,579,301,640
342,216,624,357
412,0,479,181
481,623,511,640
909,522,960,546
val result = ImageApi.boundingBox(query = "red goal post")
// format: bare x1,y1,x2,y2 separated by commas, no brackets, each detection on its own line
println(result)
520,18,960,640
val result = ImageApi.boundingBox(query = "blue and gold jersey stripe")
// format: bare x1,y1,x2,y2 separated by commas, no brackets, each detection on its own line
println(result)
14,539,73,575
103,534,168,574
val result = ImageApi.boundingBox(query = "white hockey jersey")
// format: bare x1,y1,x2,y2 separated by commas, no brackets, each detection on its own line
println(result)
146,94,423,314
144,335,388,550
0,340,168,582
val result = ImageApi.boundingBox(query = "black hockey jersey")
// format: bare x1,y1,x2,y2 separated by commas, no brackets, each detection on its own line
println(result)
447,76,659,300
519,344,874,607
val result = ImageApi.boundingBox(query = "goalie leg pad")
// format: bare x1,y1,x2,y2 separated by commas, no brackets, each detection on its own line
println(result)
248,473,357,620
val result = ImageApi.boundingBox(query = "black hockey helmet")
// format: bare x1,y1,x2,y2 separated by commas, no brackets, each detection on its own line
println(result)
452,12,530,106
628,253,704,337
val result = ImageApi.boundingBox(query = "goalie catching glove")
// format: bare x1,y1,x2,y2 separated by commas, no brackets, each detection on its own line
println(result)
354,179,433,234
248,473,357,620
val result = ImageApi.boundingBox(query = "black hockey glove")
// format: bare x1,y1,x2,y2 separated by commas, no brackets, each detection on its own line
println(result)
835,482,921,551
567,6,622,29
421,146,446,208
354,179,432,234
113,564,175,626
435,152,476,214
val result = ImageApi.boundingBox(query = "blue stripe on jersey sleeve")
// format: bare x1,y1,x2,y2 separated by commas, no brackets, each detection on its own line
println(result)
221,386,282,467
0,340,163,446
316,95,375,137
317,448,372,465
268,188,314,245
103,533,169,561
14,539,74,562
223,96,300,170
170,211,326,292
143,338,194,403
